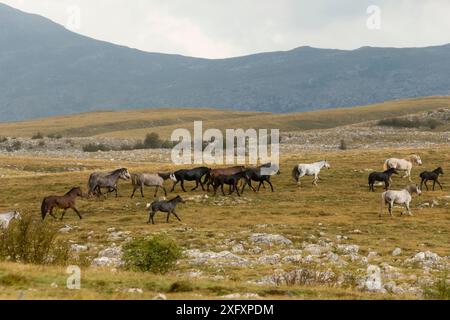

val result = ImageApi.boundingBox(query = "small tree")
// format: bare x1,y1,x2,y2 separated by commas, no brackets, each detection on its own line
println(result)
144,133,162,148
339,139,348,150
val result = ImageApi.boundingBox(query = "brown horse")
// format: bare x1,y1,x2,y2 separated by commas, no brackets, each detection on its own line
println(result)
41,187,83,221
205,166,246,191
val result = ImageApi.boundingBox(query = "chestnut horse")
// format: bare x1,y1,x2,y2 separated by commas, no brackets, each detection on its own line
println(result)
205,166,246,191
41,187,83,221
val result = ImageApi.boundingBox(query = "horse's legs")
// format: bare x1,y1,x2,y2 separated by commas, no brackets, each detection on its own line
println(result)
115,186,118,198
131,186,137,199
60,210,67,221
424,180,429,191
436,179,443,190
170,180,179,192
163,186,168,197
166,211,171,223
148,210,156,224
235,182,241,197
181,180,187,192
191,179,199,191
154,186,159,198
267,180,274,192
257,181,263,192
140,184,144,198
384,180,389,190
171,209,182,222
49,207,57,220
432,180,436,191
406,202,413,216
388,201,394,217
420,179,424,191
71,207,82,220
312,174,319,186
221,184,226,196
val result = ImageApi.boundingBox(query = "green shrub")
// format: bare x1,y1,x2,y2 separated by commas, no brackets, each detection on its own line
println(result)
0,136,7,143
424,274,450,300
122,236,181,274
168,280,195,293
144,132,162,148
82,143,112,152
0,274,30,287
38,141,46,147
378,117,442,129
31,132,44,139
0,214,70,265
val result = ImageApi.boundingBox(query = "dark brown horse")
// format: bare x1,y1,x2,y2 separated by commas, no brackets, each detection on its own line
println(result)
41,187,83,221
205,166,246,191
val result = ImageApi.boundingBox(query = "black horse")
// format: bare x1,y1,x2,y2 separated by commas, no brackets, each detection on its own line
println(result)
148,195,185,224
171,167,211,192
420,167,444,191
212,171,248,197
368,168,398,192
241,163,280,193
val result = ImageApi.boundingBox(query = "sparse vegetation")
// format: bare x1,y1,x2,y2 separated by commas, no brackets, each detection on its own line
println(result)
82,143,112,152
168,280,195,293
6,140,22,152
339,139,348,150
47,133,62,139
123,236,181,274
0,136,7,143
31,132,44,139
378,117,443,129
0,214,70,265
424,274,450,300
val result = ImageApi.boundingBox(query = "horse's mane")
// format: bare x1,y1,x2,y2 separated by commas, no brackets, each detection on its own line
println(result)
65,187,80,195
109,168,126,176
405,184,419,194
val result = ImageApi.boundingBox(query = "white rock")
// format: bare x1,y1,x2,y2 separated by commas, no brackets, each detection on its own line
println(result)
257,254,281,265
153,293,167,300
337,244,359,255
392,248,402,256
364,265,384,292
249,233,293,246
128,288,143,294
232,244,245,253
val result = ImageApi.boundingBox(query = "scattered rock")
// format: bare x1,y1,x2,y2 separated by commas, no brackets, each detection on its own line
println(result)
337,244,359,255
153,293,167,300
257,268,336,286
184,249,250,267
362,265,385,293
257,254,281,265
91,245,124,267
232,244,245,254
70,244,88,253
128,288,143,294
249,233,293,246
392,248,402,256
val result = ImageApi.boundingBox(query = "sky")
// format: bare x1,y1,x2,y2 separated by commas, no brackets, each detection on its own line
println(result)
2,0,450,58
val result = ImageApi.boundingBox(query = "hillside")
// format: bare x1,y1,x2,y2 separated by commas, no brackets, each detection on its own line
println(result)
1,3,450,121
0,96,449,139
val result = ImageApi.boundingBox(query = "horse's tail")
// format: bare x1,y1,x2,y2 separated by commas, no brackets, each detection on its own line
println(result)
383,159,389,171
41,198,48,220
292,165,299,182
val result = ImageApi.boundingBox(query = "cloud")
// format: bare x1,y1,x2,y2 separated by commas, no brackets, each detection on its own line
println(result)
1,0,450,58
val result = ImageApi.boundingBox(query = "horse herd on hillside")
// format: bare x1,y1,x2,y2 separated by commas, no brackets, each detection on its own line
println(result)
0,154,445,227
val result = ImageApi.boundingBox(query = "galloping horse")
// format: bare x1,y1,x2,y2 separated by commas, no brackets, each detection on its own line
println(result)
41,187,83,220
171,167,211,192
380,184,421,217
420,167,444,191
147,195,185,224
292,160,331,186
242,163,280,193
368,168,398,192
0,211,21,229
383,155,422,182
131,173,175,198
88,168,131,197
205,166,246,191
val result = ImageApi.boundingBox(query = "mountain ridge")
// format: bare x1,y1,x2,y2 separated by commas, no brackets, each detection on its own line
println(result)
1,3,450,121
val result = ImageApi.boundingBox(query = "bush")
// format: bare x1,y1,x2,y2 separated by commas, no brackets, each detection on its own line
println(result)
38,141,46,147
378,117,442,129
168,280,194,293
424,274,450,300
47,133,62,139
339,139,348,150
6,141,22,152
144,132,162,148
31,132,44,139
0,136,7,143
0,214,70,265
122,236,181,274
82,143,112,152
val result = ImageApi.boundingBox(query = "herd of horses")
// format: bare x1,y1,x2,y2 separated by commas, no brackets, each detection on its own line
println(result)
0,154,445,227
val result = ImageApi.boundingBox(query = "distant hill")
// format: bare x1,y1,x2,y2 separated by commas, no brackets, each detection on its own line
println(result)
1,3,450,121
0,96,448,139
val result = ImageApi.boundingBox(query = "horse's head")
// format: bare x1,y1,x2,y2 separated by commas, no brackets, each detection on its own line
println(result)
436,167,444,175
407,184,422,196
74,187,83,197
119,168,131,180
13,211,21,220
324,160,331,169
174,195,186,204
412,155,422,166
169,173,177,182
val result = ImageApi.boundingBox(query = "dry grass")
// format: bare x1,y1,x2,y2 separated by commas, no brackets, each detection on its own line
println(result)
1,96,449,139
0,146,449,299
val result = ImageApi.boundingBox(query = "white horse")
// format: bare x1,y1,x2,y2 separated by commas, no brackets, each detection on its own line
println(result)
292,160,331,186
383,155,422,182
380,185,421,217
0,211,21,229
